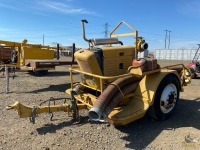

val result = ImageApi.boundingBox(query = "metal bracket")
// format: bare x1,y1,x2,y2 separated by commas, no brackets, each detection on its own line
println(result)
29,106,38,124
39,97,69,121
70,91,81,123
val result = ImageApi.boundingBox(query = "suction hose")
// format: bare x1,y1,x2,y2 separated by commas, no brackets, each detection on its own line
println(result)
88,76,142,121
100,81,139,121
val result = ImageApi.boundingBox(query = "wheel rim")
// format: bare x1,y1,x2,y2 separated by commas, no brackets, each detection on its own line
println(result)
160,83,177,114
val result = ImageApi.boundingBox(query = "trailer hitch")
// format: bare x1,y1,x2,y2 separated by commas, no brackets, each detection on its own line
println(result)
6,99,87,124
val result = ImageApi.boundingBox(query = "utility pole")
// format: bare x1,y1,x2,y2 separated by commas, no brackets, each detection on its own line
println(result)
43,34,44,46
164,30,168,49
168,31,171,49
104,22,109,38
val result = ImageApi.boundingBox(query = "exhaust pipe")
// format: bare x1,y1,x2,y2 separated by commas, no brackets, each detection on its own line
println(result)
88,76,141,121
81,19,91,43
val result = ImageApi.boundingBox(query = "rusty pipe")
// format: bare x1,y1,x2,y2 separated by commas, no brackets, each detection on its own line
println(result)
88,76,141,121
100,81,139,121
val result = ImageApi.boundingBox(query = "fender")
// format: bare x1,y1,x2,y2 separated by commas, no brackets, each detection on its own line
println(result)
134,69,181,109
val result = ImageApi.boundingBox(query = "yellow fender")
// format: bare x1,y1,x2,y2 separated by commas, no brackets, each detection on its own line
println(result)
135,69,181,108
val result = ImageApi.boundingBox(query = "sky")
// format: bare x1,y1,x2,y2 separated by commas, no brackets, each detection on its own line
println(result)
1,0,200,50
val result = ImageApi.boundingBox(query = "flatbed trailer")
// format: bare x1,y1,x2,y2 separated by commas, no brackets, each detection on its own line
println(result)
19,59,77,75
24,59,77,71
0,40,77,75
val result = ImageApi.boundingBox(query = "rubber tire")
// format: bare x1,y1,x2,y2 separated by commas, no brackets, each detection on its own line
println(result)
148,74,180,120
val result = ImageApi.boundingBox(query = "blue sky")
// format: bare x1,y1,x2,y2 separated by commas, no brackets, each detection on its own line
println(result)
1,0,200,50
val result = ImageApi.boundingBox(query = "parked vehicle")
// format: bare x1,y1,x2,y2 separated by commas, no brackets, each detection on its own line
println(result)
0,40,76,75
187,44,200,78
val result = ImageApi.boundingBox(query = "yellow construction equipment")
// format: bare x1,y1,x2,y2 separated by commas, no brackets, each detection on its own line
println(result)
0,39,53,65
7,20,191,125
0,39,54,74
0,40,76,75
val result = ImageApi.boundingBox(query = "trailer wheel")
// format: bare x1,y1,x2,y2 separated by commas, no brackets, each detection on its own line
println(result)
148,74,180,120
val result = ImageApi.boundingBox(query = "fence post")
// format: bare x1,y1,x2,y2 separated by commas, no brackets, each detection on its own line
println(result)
57,44,60,60
5,66,9,94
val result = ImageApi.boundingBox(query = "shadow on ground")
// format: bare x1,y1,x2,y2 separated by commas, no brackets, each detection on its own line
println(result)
28,71,71,77
36,98,200,149
36,116,99,134
26,83,71,93
116,98,200,149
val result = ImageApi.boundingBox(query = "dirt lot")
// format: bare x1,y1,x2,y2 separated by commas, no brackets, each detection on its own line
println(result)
0,59,200,150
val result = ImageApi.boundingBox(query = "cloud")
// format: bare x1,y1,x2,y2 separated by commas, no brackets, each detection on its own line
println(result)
37,0,96,15
172,40,199,49
0,27,15,32
178,0,200,16
0,3,20,11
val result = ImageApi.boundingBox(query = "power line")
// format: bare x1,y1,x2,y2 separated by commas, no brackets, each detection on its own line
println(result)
168,30,171,49
104,22,109,38
164,30,168,49
164,30,172,49
43,34,44,46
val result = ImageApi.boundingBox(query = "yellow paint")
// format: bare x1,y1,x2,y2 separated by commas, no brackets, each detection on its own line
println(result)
74,49,102,89
6,101,87,118
20,47,54,65
0,39,55,66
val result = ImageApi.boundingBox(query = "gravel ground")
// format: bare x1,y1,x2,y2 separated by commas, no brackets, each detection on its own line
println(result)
0,59,200,150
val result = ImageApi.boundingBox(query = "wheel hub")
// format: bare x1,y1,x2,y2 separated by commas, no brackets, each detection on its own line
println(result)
160,84,177,114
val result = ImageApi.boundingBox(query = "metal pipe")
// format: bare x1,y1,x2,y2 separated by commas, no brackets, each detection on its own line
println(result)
100,82,139,121
192,44,200,62
70,66,132,80
88,76,141,121
81,20,91,43
57,44,60,60
69,68,73,90
5,66,9,94
72,43,75,64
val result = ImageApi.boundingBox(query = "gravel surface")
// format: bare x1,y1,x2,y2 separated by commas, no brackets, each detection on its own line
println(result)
0,60,200,150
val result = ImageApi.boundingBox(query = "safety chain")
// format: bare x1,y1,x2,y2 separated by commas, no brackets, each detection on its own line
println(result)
39,97,69,121
29,106,38,124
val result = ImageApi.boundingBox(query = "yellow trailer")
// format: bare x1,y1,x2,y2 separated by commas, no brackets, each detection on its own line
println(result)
7,20,191,126
0,40,76,75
